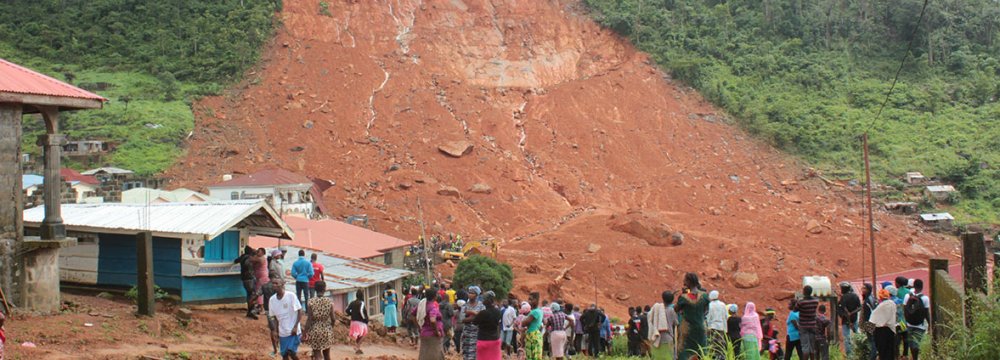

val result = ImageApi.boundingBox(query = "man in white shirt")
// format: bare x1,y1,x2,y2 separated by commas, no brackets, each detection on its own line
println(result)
902,279,930,360
268,279,304,360
706,290,728,358
501,299,518,354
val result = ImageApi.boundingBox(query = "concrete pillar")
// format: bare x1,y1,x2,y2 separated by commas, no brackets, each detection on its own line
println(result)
17,241,60,313
928,258,948,348
136,231,155,316
37,106,66,240
0,104,23,305
961,232,987,295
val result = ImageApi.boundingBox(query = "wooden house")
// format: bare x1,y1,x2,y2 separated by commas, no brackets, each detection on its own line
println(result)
23,200,293,304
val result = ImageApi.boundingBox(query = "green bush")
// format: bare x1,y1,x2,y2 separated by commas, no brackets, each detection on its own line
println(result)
933,277,1000,359
452,255,514,299
125,285,169,303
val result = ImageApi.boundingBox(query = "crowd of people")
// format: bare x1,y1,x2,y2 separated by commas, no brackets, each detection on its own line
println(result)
234,245,932,360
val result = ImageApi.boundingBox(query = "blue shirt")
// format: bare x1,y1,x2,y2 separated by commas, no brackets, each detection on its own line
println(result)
787,311,801,341
290,256,314,282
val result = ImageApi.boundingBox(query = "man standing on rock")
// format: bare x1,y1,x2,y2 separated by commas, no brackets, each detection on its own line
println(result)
796,285,820,360
269,279,304,360
290,250,314,311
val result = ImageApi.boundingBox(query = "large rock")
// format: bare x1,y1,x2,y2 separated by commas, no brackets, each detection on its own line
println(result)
438,140,474,157
902,243,934,258
587,243,601,253
437,186,460,197
733,272,761,289
806,219,823,234
469,183,493,194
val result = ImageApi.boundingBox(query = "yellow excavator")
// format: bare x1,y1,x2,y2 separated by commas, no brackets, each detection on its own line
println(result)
440,238,499,261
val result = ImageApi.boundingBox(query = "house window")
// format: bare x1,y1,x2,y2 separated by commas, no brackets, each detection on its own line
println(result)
383,252,393,265
202,230,240,263
230,191,239,200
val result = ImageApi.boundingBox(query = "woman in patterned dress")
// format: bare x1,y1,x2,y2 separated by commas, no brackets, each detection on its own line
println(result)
460,286,485,360
520,292,544,360
304,281,335,360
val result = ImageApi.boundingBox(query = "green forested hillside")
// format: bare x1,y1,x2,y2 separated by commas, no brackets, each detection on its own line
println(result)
0,0,280,175
584,0,1000,224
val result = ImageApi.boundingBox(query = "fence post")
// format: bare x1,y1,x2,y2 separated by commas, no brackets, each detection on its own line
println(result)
961,233,987,295
928,258,948,349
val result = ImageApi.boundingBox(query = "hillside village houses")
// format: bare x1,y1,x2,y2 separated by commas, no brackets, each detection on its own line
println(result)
207,168,331,219
924,184,957,202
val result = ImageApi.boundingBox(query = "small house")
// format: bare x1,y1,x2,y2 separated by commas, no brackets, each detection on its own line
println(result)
884,202,919,215
919,213,954,231
905,172,926,184
248,244,412,315
250,216,411,268
61,168,101,203
924,185,956,201
207,169,330,219
23,201,293,304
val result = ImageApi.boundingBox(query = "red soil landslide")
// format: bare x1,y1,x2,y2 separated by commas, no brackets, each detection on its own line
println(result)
167,0,958,314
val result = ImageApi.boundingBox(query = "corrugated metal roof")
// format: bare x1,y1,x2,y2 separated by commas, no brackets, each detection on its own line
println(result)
249,216,411,259
22,174,44,190
925,185,955,192
23,200,293,239
269,245,413,293
121,188,210,204
61,168,100,185
919,213,954,221
208,168,313,188
81,167,134,175
0,58,107,102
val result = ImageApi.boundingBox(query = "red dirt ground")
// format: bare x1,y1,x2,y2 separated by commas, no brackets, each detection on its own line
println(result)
165,0,959,315
4,294,416,359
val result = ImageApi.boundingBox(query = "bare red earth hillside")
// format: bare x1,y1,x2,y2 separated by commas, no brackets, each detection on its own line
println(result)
167,0,958,313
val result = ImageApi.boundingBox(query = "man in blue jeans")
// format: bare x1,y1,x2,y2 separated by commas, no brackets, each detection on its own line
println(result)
290,249,314,310
837,282,861,357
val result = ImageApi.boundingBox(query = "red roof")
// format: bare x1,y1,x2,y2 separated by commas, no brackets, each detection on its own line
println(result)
249,216,412,259
60,168,100,185
209,168,314,187
0,58,107,102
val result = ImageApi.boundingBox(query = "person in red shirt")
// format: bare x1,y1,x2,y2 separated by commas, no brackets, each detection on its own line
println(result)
308,253,325,298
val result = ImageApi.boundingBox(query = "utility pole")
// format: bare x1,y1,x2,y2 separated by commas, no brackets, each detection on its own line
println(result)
416,197,431,282
863,134,877,287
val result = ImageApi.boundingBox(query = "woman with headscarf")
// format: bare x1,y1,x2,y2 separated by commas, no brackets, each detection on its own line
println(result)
346,289,369,355
676,272,709,360
473,291,503,360
382,288,399,333
460,286,486,360
514,301,531,353
546,302,574,360
726,304,742,355
740,302,763,360
416,287,444,360
869,288,897,360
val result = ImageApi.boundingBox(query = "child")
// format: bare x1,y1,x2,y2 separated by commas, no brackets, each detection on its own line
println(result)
0,311,5,360
816,304,831,360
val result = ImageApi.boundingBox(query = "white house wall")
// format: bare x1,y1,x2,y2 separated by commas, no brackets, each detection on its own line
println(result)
59,241,99,285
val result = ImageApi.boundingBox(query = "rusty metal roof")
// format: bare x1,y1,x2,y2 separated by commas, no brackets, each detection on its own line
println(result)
208,168,314,188
254,244,413,293
0,58,107,102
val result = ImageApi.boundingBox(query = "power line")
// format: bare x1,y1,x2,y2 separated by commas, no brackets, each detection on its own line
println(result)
865,0,931,134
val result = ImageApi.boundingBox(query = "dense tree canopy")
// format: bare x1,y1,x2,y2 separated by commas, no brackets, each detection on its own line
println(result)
585,0,1000,224
453,256,515,299
0,0,280,175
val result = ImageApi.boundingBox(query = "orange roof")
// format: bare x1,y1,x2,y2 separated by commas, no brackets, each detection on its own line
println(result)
61,168,100,185
249,216,412,259
0,58,107,102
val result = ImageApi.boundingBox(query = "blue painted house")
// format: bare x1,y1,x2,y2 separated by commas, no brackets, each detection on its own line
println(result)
23,200,293,304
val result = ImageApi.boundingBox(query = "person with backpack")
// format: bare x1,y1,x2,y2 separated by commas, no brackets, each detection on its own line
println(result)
626,307,642,356
902,279,929,360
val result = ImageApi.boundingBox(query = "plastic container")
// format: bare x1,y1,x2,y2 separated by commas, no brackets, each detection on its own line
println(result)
802,276,833,297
